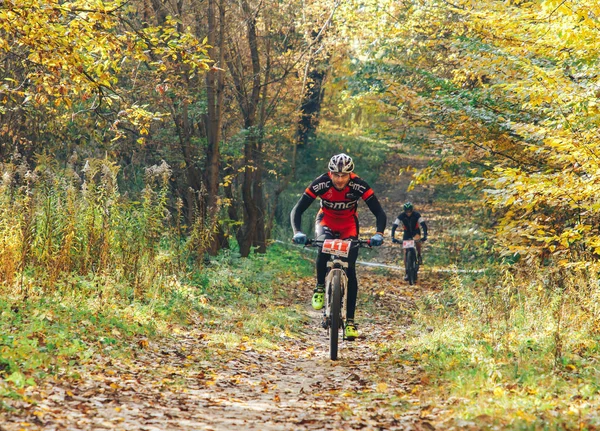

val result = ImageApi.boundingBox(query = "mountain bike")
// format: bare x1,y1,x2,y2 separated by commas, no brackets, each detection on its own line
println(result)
307,238,372,360
395,236,422,286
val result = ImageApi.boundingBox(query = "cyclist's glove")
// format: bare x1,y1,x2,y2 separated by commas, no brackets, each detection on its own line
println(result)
370,233,383,246
293,232,307,245
392,238,400,244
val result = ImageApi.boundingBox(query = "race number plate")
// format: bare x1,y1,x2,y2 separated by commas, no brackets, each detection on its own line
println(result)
322,239,351,257
402,240,415,249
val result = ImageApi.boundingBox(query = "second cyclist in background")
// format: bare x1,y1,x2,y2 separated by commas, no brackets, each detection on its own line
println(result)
391,202,428,279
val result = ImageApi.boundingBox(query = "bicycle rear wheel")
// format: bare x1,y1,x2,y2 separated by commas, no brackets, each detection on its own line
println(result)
406,249,417,285
329,271,342,360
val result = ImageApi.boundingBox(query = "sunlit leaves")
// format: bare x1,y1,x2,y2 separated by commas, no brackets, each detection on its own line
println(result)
330,0,600,267
0,0,210,141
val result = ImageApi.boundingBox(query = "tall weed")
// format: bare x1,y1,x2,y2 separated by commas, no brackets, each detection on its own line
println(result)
0,156,211,300
402,261,600,427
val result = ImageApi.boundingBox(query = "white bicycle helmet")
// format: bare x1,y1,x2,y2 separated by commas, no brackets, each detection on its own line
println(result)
328,153,354,173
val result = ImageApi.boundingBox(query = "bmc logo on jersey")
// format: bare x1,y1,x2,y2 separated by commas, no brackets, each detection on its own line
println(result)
323,200,357,210
312,181,330,193
349,181,366,193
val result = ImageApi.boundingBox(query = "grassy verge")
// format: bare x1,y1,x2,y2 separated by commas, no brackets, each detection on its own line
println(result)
0,242,312,405
396,264,600,429
362,185,600,429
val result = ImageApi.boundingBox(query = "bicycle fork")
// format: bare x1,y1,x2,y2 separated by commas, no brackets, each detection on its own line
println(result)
323,262,348,331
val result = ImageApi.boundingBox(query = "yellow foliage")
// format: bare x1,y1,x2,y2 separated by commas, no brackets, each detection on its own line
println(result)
329,0,600,268
0,0,210,140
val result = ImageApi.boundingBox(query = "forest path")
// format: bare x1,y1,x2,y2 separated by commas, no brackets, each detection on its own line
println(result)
1,149,453,430
0,271,441,431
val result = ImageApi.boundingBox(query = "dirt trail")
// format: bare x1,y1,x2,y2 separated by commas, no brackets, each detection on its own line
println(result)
0,276,438,431
1,152,446,431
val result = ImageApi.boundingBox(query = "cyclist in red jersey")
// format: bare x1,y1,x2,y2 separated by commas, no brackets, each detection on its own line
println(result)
290,153,386,340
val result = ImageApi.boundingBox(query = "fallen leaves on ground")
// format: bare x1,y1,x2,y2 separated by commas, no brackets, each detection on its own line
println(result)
0,271,440,431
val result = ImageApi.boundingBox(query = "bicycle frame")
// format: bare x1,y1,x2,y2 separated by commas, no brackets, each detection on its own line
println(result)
324,256,349,335
402,237,420,285
307,238,371,360
401,233,421,257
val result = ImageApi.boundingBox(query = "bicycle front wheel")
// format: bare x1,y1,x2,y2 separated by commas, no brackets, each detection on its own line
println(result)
406,249,417,286
329,271,342,360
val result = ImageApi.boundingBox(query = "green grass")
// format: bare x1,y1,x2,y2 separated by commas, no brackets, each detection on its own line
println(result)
0,242,313,404
343,166,600,429
377,263,600,429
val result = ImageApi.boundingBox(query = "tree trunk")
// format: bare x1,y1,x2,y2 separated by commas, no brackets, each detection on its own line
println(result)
237,134,259,257
222,163,237,249
175,102,203,193
295,23,332,147
251,15,272,255
229,0,263,257
204,0,226,255
295,65,327,146
252,136,266,253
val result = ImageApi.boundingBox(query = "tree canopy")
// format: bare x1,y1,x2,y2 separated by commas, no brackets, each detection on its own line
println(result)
327,0,600,267
2,0,600,266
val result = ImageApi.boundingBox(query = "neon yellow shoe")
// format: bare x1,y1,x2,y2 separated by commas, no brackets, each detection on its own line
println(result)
345,322,358,340
312,286,324,310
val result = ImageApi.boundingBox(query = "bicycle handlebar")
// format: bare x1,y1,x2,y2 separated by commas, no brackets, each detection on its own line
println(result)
305,238,373,248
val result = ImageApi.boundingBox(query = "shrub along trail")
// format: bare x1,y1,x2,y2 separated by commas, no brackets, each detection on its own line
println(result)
0,268,444,431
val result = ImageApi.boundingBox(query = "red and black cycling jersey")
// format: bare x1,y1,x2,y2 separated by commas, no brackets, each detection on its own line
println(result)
305,172,374,219
391,211,428,240
291,172,386,235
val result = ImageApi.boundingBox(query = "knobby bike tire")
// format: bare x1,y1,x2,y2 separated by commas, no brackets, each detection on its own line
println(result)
329,271,342,360
406,249,417,285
